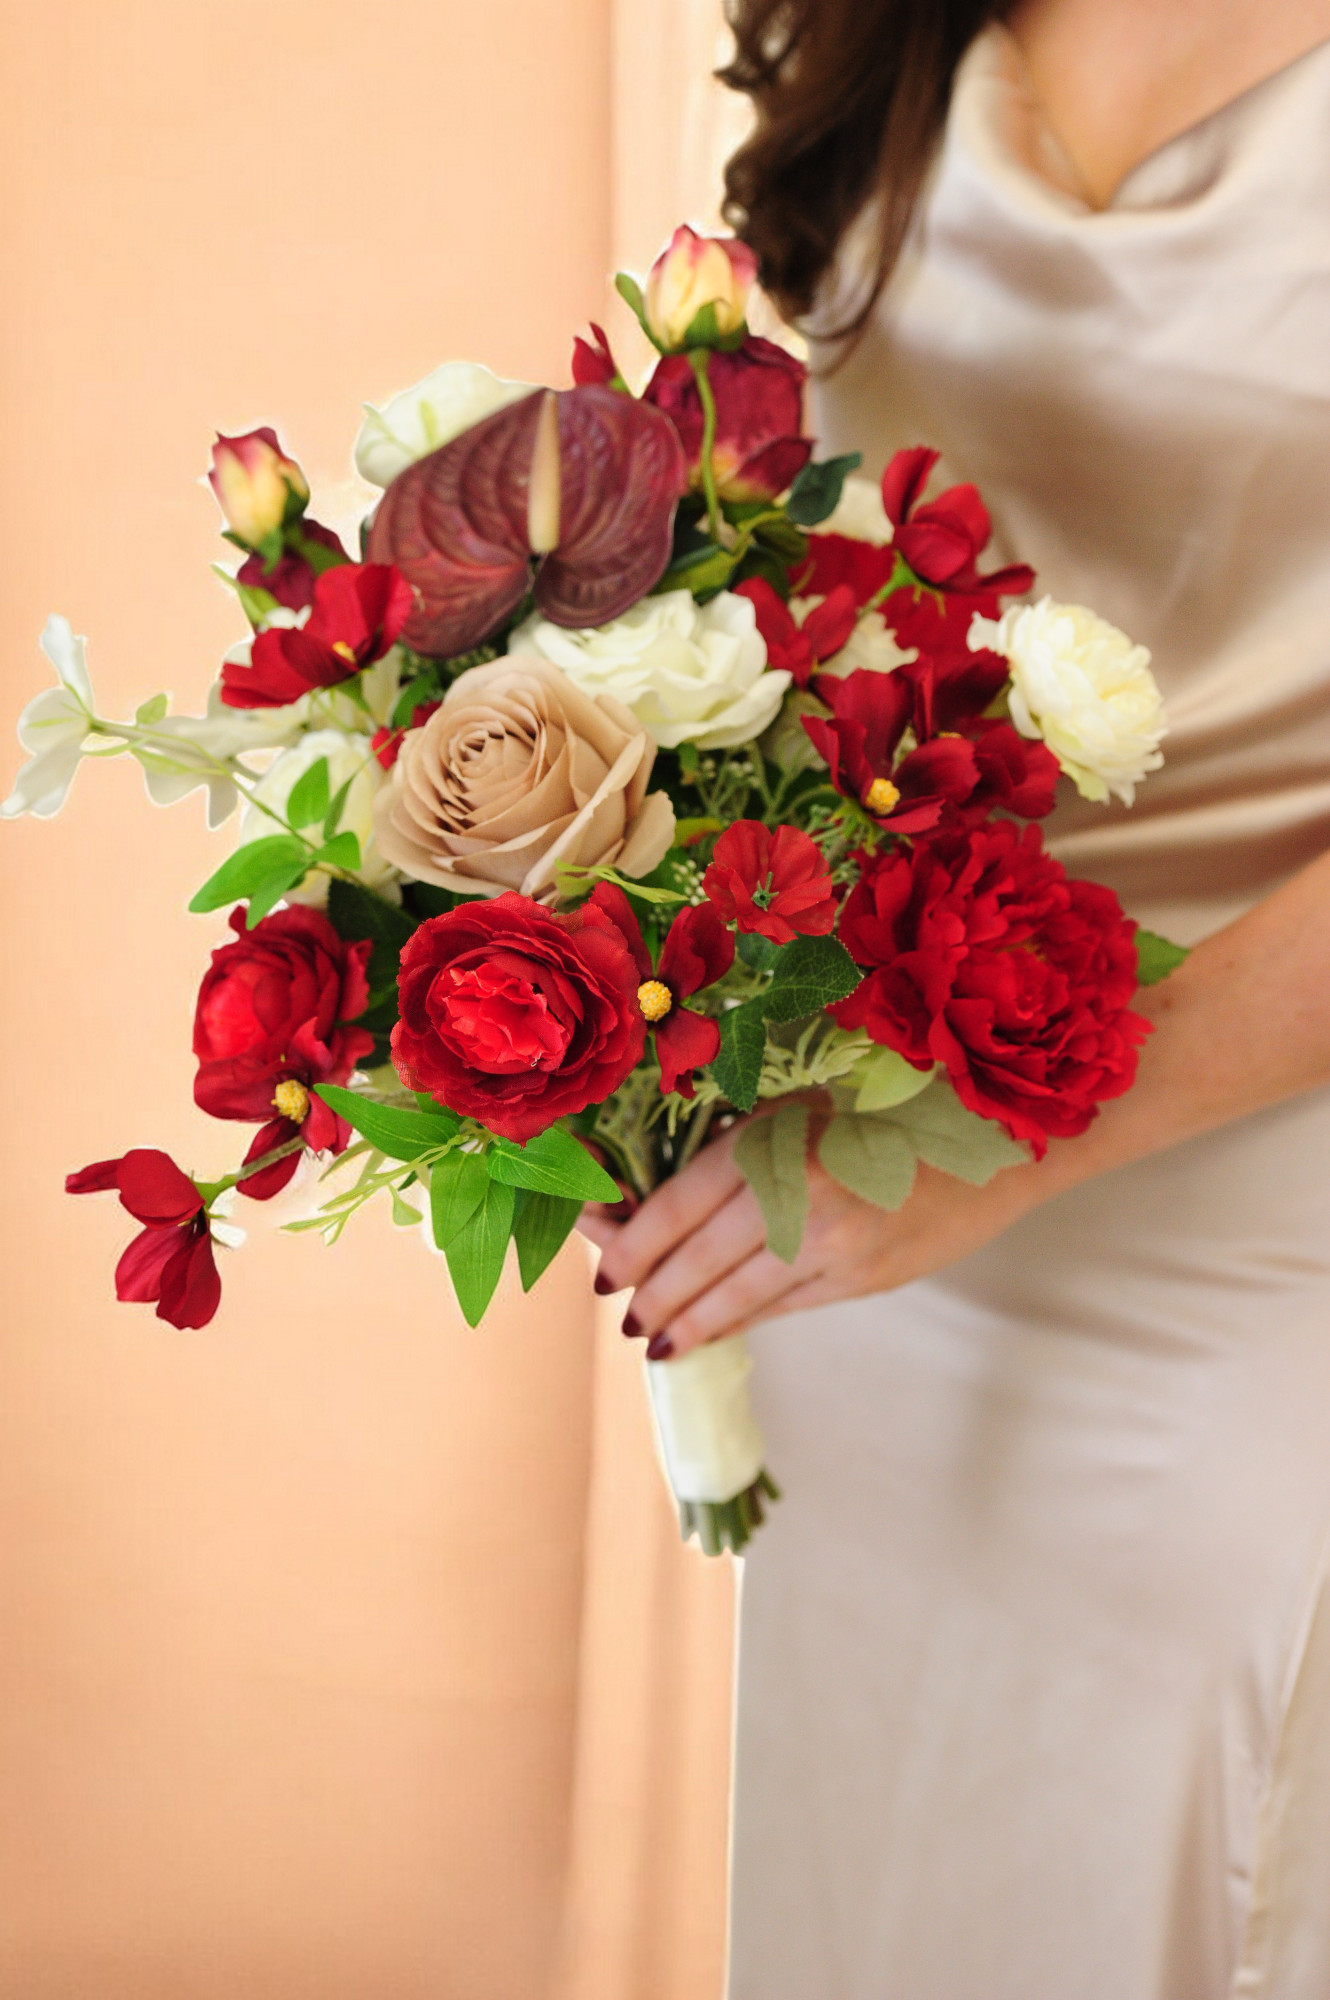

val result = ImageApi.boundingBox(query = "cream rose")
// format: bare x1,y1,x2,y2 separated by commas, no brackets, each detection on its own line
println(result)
970,597,1166,806
353,361,535,489
372,655,675,902
239,729,399,904
512,588,789,750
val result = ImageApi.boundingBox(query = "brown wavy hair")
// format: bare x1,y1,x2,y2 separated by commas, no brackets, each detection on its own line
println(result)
719,0,1002,333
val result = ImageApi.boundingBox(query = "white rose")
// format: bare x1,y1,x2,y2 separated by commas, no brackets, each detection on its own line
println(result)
354,361,535,489
788,597,916,679
238,729,399,905
512,589,789,750
818,473,894,545
970,596,1167,806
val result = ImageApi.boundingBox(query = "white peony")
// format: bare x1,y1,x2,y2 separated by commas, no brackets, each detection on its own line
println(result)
512,589,789,750
238,728,399,904
2,615,97,819
354,361,535,489
970,596,1167,806
789,597,916,679
818,473,894,545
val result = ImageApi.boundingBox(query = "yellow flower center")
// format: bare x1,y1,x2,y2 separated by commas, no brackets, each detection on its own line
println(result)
331,639,357,665
272,1078,310,1123
636,979,673,1023
864,777,901,816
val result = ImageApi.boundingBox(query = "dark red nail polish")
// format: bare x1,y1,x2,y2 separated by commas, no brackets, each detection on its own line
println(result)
622,1310,643,1339
646,1333,674,1361
593,1271,617,1296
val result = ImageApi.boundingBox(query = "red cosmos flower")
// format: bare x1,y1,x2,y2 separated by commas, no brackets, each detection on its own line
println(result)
220,561,413,710
370,702,442,769
642,335,812,502
831,822,1149,1154
734,578,857,689
237,520,349,613
571,323,621,387
391,893,648,1142
193,906,374,1198
66,1149,222,1329
702,821,837,945
587,884,734,1096
883,447,1035,598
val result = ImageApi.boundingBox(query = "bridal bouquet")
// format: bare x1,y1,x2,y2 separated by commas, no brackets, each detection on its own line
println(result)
5,226,1177,1553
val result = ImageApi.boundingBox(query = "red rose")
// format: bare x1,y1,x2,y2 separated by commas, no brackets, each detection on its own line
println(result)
642,335,812,502
587,883,734,1097
67,1149,222,1329
832,822,1149,1154
733,577,857,688
237,519,349,612
702,821,838,945
220,561,413,710
391,893,647,1141
193,905,374,1197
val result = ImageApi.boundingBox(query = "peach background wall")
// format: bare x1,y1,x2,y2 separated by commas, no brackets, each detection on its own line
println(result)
0,4,737,1995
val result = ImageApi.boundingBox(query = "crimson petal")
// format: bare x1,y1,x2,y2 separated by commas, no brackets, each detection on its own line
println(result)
156,1229,223,1330
654,1007,720,1097
115,1149,202,1227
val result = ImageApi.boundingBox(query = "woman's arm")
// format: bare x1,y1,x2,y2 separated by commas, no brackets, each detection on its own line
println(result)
580,844,1330,1358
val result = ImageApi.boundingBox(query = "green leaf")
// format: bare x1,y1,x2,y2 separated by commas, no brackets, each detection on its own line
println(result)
135,692,169,726
854,1045,935,1113
734,1102,810,1262
552,861,687,906
390,1186,422,1227
429,1150,491,1250
326,877,416,992
658,542,737,596
244,865,310,926
402,882,456,921
390,672,443,730
1135,928,1189,986
614,269,652,336
709,1001,767,1113
188,835,309,915
671,816,723,848
487,1125,620,1202
286,755,331,828
312,830,361,872
314,1083,459,1162
761,934,862,1023
784,452,863,527
323,773,354,840
817,1112,918,1211
513,1189,582,1290
736,930,781,973
889,1076,1029,1185
444,1177,516,1326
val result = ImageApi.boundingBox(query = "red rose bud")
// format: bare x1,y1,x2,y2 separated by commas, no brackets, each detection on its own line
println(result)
209,427,310,552
67,1148,222,1329
881,447,1035,599
587,883,734,1097
832,822,1149,1155
220,560,412,710
571,323,622,388
391,893,648,1141
734,577,857,688
702,821,838,946
643,335,812,502
236,518,349,612
643,225,758,350
193,905,374,1195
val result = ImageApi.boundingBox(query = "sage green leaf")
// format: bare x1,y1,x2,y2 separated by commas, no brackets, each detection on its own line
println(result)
444,1177,516,1326
614,270,650,333
513,1189,582,1290
487,1125,620,1202
736,931,781,972
785,452,863,528
817,1112,917,1211
314,1083,459,1161
761,934,862,1023
1135,929,1189,986
135,692,169,726
734,1101,811,1263
854,1045,936,1113
188,834,308,914
710,1001,768,1113
429,1150,490,1250
286,755,330,828
390,1186,422,1227
889,1076,1029,1184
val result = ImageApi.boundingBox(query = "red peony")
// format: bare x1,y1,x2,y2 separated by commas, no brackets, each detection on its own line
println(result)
193,905,374,1197
220,561,413,710
702,820,838,945
642,335,812,502
67,1149,222,1329
391,893,648,1141
832,822,1149,1154
734,577,857,688
588,883,734,1096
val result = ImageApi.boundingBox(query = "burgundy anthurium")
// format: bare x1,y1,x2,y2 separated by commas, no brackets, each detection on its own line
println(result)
642,335,812,502
589,882,734,1097
66,1149,222,1329
734,577,858,688
220,561,413,709
367,384,687,658
702,820,838,944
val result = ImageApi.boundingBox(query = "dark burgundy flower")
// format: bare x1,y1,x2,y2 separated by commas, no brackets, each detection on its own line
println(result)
642,335,812,502
236,519,349,613
220,561,413,710
702,820,837,945
67,1149,222,1329
571,323,621,387
588,883,734,1097
734,577,857,688
882,447,1035,598
803,669,981,834
391,892,647,1140
193,906,374,1197
832,822,1149,1154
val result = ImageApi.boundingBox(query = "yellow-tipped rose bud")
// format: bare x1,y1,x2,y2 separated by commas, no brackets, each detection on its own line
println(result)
272,1078,310,1123
636,978,673,1023
209,428,309,549
643,226,758,351
864,777,901,816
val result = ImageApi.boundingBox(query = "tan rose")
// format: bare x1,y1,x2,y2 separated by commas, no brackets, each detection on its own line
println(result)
372,654,675,902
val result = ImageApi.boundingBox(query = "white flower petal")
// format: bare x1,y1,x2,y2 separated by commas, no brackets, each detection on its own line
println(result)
354,362,535,488
0,737,87,818
39,614,94,705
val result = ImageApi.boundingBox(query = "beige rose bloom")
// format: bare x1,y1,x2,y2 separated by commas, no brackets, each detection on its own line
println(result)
372,654,675,902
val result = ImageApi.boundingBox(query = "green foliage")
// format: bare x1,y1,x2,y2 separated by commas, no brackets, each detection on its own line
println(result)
817,1113,917,1211
323,774,354,839
711,1005,769,1113
285,756,330,829
852,1045,935,1113
135,692,169,726
314,1084,459,1162
513,1189,582,1290
444,1177,515,1326
712,934,863,1112
188,835,309,925
1135,929,1189,986
553,860,687,906
315,830,361,872
887,1076,1029,1183
428,1150,490,1250
402,882,456,922
614,270,651,337
487,1125,620,1202
785,452,863,527
736,931,782,973
734,1103,811,1262
326,877,416,992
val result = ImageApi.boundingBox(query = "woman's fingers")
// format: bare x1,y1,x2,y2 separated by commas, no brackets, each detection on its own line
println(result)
659,1245,812,1357
592,1132,748,1293
621,1185,768,1341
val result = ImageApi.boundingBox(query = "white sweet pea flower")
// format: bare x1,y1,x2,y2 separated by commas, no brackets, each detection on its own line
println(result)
789,597,916,679
513,589,788,750
2,615,97,819
238,728,399,905
354,361,535,489
970,597,1167,806
136,684,308,828
818,473,894,545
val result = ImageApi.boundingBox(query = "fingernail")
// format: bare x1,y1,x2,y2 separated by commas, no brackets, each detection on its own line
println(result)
593,1271,617,1296
622,1310,644,1339
646,1333,674,1361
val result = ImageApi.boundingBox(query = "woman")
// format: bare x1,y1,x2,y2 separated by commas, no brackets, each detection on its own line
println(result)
582,1,1330,1992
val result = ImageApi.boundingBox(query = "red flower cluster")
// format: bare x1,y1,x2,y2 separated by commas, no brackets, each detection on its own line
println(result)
734,577,858,688
67,1150,221,1329
220,562,413,710
832,822,1149,1154
193,906,374,1197
703,821,838,945
642,336,811,503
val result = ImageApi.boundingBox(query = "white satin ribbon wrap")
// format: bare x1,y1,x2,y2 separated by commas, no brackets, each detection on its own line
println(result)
647,1334,767,1505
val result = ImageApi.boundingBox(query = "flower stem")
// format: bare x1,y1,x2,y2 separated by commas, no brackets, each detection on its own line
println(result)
687,349,726,547
199,1132,307,1208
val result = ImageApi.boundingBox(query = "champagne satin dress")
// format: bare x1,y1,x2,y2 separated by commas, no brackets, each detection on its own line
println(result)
729,29,1330,1998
